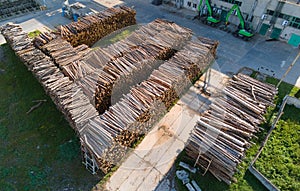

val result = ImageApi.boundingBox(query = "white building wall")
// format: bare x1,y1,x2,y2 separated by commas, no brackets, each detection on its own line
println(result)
281,27,300,41
178,0,300,41
281,3,300,18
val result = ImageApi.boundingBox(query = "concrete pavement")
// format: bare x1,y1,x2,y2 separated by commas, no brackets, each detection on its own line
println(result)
122,0,300,87
103,67,229,191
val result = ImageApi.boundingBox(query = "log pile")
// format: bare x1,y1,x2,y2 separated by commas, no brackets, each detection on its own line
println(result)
185,73,277,184
90,38,217,156
93,19,193,113
59,6,136,47
34,19,193,107
34,35,97,101
0,23,116,173
33,31,57,48
1,20,219,174
40,37,91,68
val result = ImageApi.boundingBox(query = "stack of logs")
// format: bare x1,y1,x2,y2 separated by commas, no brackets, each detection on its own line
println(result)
185,73,277,184
91,38,217,159
34,19,194,108
0,24,116,172
59,6,136,47
93,19,194,113
1,20,219,173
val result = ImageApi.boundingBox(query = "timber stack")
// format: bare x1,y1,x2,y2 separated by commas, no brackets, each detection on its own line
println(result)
93,19,193,113
89,38,218,160
34,19,193,107
59,6,136,47
185,73,277,184
37,37,96,101
1,15,219,174
0,23,116,173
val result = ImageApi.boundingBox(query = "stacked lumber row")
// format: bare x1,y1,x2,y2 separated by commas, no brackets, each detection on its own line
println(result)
84,38,217,163
83,19,193,70
102,19,193,57
185,73,277,185
59,6,136,47
91,19,193,113
33,31,57,48
35,36,97,101
95,44,173,113
0,24,115,171
41,37,91,68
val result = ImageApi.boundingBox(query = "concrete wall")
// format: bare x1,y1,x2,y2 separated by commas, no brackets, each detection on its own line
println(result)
281,2,300,18
210,0,255,13
183,0,198,11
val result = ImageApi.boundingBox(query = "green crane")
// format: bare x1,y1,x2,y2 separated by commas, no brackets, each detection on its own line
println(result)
225,4,254,40
197,0,220,26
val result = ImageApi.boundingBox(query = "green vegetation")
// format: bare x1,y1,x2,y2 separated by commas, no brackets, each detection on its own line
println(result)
0,44,101,190
92,25,139,48
175,75,300,191
250,71,258,78
255,106,300,191
28,30,41,38
266,76,299,103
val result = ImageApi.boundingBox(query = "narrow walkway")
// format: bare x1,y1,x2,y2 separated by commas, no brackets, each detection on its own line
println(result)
103,68,229,191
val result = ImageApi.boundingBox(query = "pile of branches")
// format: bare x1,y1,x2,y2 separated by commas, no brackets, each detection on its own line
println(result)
185,73,277,184
59,6,136,47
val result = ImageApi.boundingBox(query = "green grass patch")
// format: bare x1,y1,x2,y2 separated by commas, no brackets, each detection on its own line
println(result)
0,44,101,190
250,71,258,78
28,30,41,38
265,76,300,104
254,106,300,191
92,25,139,48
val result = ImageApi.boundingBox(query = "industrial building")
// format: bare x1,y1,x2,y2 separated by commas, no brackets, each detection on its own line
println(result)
175,0,300,47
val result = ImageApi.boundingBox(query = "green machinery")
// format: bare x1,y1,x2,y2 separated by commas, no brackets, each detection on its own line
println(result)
224,4,254,40
197,0,220,26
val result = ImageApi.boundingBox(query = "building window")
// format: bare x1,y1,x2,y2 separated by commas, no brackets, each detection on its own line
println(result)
219,0,242,6
193,3,197,8
266,9,274,16
283,14,291,20
266,9,293,22
289,16,300,29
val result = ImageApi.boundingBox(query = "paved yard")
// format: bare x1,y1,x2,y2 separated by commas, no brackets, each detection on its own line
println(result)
1,0,299,87
104,68,229,191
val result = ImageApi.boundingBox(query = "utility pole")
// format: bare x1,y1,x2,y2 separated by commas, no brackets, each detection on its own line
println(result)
276,51,300,89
